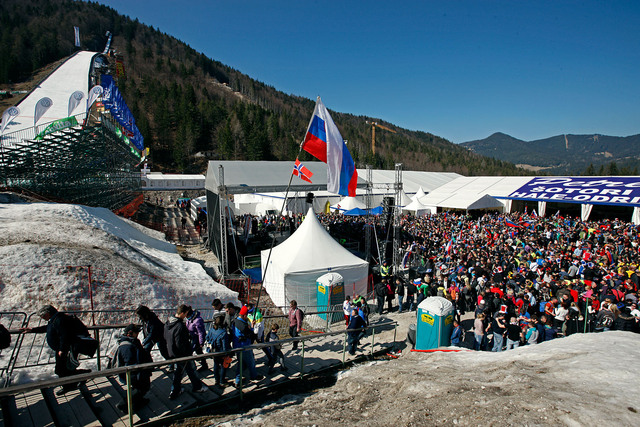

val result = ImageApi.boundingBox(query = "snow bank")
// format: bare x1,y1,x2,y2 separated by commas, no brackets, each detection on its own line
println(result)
0,201,239,313
216,331,640,426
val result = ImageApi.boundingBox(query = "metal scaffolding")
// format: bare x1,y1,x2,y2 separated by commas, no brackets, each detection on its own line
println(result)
0,113,142,210
393,163,403,275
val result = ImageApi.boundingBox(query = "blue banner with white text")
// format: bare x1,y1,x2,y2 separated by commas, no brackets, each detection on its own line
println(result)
101,75,144,150
507,177,640,207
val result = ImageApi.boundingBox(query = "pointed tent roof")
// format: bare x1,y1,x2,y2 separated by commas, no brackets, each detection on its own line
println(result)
398,190,412,207
331,196,366,212
412,187,427,202
403,198,429,212
263,208,367,273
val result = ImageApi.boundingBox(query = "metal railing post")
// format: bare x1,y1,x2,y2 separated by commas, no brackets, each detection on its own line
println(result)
238,351,243,401
371,327,376,356
342,332,347,366
126,370,133,426
584,297,589,334
393,323,397,345
326,310,330,332
300,340,305,377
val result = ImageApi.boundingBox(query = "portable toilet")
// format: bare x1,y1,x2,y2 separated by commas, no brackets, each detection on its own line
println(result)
316,272,345,323
415,296,454,350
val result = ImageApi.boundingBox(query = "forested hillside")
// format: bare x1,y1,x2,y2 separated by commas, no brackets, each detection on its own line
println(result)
0,0,526,176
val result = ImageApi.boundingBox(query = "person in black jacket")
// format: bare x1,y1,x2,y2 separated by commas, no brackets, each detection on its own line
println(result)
347,311,367,355
25,305,91,395
375,279,388,315
114,324,152,413
135,305,169,360
164,305,204,399
396,278,405,313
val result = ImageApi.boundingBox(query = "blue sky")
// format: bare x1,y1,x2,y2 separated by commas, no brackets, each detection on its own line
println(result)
96,0,640,143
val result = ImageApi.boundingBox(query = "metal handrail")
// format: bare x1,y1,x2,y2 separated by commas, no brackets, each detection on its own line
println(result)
2,306,351,386
0,319,397,398
0,320,398,426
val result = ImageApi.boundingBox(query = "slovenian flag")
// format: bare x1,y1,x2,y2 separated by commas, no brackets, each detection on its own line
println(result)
302,97,357,197
293,158,313,183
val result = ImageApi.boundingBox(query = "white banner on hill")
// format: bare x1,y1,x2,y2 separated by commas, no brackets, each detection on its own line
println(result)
68,91,84,117
87,85,103,111
1,106,20,134
34,97,53,127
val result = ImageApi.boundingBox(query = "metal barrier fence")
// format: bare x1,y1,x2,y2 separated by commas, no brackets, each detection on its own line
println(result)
0,113,88,149
0,312,28,384
0,319,399,426
0,305,349,387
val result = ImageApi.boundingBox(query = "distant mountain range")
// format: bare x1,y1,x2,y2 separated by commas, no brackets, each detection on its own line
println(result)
461,132,640,175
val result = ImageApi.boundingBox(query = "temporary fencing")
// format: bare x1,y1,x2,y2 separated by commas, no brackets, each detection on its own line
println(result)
0,312,28,385
0,303,347,387
0,318,399,426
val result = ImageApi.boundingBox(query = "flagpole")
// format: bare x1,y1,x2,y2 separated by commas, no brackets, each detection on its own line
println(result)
255,143,304,310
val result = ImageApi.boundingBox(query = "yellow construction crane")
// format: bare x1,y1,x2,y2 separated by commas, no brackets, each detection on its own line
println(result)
365,121,396,155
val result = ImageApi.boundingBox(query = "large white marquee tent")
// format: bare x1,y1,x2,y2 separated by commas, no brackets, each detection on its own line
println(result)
260,209,369,308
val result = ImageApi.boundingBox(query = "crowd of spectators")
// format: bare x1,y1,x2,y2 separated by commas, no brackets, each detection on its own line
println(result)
320,210,640,349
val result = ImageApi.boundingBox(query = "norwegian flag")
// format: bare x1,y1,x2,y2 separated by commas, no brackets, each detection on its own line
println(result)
293,158,313,183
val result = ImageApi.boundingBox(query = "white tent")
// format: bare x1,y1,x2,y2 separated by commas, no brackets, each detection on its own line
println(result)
398,190,412,207
402,198,431,216
420,192,503,211
330,196,366,212
412,187,427,202
261,208,369,308
189,196,207,220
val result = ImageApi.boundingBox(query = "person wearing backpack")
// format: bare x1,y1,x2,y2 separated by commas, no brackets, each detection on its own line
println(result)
233,305,263,387
288,300,304,350
185,306,208,372
114,324,152,413
23,305,92,396
205,315,230,388
164,304,205,399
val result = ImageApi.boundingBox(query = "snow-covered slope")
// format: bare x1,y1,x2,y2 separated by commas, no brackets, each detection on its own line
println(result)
0,201,239,312
215,330,640,426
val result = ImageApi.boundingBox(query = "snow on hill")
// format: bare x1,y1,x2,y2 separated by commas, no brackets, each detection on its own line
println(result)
216,331,640,426
0,199,239,313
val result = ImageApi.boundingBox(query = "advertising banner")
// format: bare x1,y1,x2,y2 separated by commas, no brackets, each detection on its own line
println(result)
1,106,20,134
507,177,640,207
35,116,79,140
34,97,53,126
68,90,84,116
100,75,144,150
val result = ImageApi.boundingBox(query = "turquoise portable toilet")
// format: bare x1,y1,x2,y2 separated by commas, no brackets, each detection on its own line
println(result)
316,272,344,323
415,296,454,350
